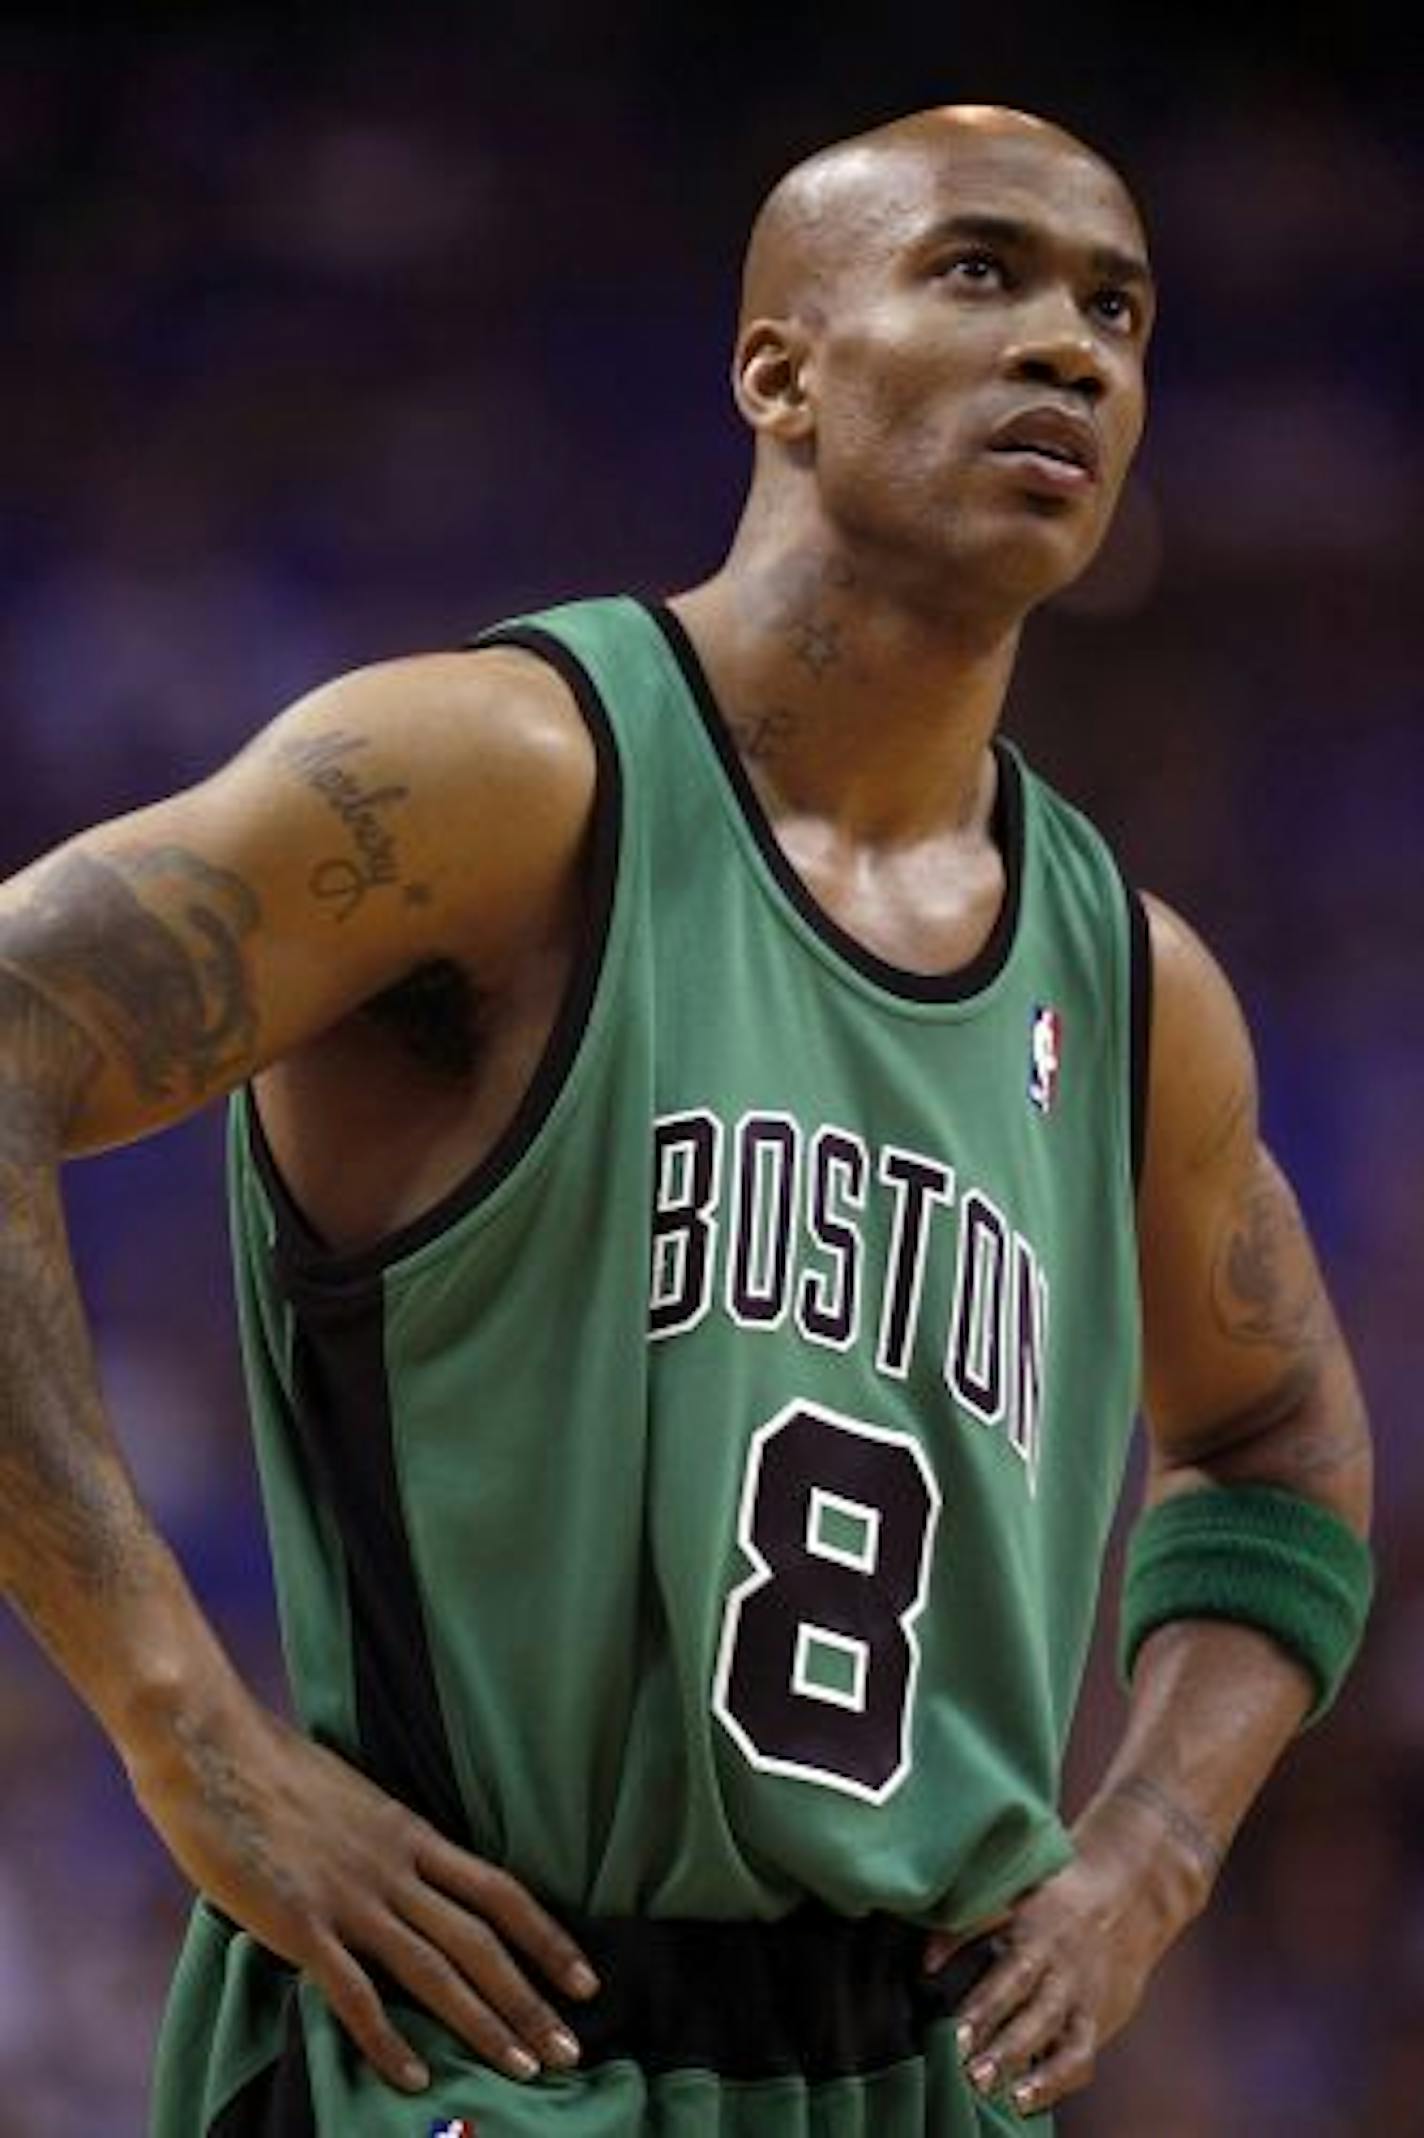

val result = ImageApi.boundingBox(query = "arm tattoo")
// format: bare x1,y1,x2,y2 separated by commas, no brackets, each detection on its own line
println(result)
1165,1360,1370,1488
1210,1159,1328,1355
0,981,149,1616
1,847,259,1104
169,1711,296,1899
1108,1775,1225,1883
0,967,101,1154
277,729,430,922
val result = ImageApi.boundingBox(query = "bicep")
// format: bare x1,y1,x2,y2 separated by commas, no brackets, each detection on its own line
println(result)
0,649,594,1155
1138,898,1369,1525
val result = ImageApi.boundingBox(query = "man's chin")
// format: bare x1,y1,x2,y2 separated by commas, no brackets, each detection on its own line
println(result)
931,515,1108,621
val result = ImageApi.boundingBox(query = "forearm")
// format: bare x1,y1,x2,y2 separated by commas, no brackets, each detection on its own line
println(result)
0,1114,240,1759
1083,1342,1372,1941
1073,1615,1311,1944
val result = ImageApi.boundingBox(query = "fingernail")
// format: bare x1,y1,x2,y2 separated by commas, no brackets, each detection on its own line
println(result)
400,2058,430,2091
546,2027,581,2069
956,2021,975,2058
969,2056,998,2094
506,2046,540,2081
567,1961,600,1998
1013,2078,1038,2113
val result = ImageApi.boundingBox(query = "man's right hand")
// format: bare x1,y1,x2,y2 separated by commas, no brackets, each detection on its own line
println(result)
126,1690,599,2093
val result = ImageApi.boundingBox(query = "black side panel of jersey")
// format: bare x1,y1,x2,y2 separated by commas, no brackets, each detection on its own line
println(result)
285,1278,469,1843
208,2003,315,2138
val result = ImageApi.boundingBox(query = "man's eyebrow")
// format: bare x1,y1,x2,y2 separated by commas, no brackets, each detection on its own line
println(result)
1088,243,1156,296
918,212,1035,252
916,212,1155,295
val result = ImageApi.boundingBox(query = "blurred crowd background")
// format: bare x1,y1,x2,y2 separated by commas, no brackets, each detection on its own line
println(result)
0,8,1418,2133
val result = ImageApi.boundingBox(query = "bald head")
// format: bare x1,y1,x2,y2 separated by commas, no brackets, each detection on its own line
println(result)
740,106,1142,329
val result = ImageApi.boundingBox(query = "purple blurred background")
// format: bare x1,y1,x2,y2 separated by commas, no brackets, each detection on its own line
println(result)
0,11,1419,2133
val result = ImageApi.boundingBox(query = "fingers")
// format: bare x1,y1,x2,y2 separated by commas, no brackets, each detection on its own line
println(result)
1002,2014,1097,2117
308,1863,590,2094
365,1910,578,2083
400,1883,585,2076
142,1706,601,2094
955,1941,1097,2112
332,1832,600,2089
418,1831,600,2000
954,1936,1045,2067
300,1817,600,2091
307,1934,433,2095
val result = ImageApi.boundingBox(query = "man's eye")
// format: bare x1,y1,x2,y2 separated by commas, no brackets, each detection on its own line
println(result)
938,249,1006,288
1091,286,1138,332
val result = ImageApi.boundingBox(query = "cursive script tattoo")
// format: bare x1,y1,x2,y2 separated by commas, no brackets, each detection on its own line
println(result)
281,731,428,922
3,848,259,1104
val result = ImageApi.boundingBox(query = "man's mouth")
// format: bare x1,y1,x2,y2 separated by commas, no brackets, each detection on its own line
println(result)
985,406,1102,489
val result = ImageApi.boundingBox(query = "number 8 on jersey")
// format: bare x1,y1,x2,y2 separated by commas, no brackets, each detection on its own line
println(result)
712,1400,941,1802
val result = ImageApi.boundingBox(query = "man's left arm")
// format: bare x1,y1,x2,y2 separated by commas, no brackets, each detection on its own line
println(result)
940,893,1374,2116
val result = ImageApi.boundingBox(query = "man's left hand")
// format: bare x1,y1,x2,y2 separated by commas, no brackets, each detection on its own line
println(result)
923,1825,1196,2118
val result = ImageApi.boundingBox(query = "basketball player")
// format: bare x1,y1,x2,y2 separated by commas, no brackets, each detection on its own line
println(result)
0,107,1372,2134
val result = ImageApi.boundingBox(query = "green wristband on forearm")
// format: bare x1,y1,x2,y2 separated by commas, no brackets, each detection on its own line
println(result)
1119,1484,1374,1724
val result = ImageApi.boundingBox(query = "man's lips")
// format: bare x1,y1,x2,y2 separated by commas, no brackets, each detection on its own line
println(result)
985,405,1102,487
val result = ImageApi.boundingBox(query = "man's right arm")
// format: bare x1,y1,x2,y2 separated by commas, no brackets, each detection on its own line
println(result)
0,647,602,2092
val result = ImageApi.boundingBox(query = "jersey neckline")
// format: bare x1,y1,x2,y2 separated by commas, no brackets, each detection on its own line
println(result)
643,598,1025,1007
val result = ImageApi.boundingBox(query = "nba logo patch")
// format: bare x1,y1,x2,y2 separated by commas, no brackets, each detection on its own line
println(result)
429,2121,474,2137
1027,1004,1062,1114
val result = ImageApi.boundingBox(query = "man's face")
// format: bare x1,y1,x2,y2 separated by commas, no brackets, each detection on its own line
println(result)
794,126,1154,610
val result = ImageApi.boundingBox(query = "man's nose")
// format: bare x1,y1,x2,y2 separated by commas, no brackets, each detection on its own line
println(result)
1002,294,1109,402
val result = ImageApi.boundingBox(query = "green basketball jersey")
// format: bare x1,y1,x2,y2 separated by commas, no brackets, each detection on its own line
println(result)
226,593,1145,1932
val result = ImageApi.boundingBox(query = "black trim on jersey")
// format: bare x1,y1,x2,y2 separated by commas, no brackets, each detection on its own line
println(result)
207,1999,315,2138
245,626,622,1289
562,1908,995,2080
284,1287,471,1842
644,598,1024,1005
1122,875,1152,1194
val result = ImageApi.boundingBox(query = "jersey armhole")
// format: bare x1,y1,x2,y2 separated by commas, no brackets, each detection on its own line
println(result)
244,625,624,1291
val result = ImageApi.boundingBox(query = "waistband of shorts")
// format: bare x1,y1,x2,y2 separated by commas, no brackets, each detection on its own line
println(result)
559,1905,996,2082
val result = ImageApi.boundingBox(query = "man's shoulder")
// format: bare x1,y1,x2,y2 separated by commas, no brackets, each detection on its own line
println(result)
287,642,601,843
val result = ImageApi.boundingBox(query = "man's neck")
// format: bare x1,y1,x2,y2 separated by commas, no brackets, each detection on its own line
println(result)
669,540,1022,849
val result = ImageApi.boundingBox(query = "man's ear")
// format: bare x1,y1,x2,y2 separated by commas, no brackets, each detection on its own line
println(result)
732,318,816,441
